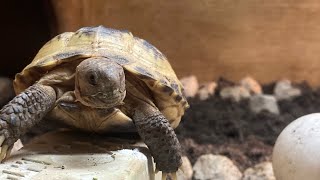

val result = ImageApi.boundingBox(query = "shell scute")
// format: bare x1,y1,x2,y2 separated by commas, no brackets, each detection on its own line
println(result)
140,38,166,60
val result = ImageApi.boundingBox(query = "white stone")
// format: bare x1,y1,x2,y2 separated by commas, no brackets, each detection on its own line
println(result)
197,82,217,100
274,79,301,100
249,95,280,115
177,156,193,180
220,86,251,102
240,76,262,95
0,130,161,180
273,113,320,180
180,75,199,98
242,162,275,180
193,154,242,180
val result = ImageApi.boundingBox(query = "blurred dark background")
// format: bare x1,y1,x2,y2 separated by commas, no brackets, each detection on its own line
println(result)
2,0,320,86
0,1,51,77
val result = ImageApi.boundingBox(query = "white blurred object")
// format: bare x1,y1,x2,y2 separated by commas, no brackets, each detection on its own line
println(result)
274,79,301,100
273,113,320,180
193,154,242,180
220,86,250,102
249,94,280,115
180,75,199,98
243,162,275,180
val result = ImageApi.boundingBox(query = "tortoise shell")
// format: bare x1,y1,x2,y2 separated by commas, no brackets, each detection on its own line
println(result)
13,26,189,129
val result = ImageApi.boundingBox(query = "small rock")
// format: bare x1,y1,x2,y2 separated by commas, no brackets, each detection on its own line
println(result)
193,154,242,180
242,162,275,180
220,86,250,102
177,156,193,180
217,77,236,89
0,77,14,107
249,95,280,115
240,76,262,95
197,82,217,101
180,75,199,98
274,79,301,100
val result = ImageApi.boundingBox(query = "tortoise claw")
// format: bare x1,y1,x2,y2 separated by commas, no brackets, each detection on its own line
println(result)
161,172,177,180
0,134,14,162
0,135,4,146
155,168,159,174
0,145,9,162
171,172,177,180
161,172,167,180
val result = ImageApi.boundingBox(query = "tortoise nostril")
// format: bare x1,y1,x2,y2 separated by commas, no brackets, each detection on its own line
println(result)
89,74,97,85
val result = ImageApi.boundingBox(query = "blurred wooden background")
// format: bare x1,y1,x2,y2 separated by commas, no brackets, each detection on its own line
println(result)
2,0,320,85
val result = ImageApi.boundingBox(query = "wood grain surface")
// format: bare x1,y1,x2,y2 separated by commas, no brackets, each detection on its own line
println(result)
49,0,320,85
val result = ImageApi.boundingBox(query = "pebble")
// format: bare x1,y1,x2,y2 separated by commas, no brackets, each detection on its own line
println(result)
180,75,199,98
242,162,275,180
193,154,242,180
240,76,262,95
220,86,251,102
197,82,217,101
274,79,301,100
249,94,280,115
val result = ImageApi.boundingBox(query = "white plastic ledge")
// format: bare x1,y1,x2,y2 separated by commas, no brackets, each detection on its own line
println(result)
0,130,162,180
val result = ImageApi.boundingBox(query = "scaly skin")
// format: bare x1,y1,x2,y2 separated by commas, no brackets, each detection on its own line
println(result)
0,84,56,161
133,105,182,175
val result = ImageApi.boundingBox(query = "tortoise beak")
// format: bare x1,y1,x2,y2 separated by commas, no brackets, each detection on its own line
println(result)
75,87,126,108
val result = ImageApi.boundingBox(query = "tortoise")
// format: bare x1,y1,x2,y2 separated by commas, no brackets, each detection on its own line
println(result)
0,26,189,178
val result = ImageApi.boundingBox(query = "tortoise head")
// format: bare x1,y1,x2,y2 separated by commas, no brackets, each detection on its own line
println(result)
75,57,126,108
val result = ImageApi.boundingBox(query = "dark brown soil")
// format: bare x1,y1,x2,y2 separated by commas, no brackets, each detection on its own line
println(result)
176,81,320,171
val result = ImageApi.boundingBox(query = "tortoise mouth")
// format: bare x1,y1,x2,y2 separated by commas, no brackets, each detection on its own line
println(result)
75,88,126,108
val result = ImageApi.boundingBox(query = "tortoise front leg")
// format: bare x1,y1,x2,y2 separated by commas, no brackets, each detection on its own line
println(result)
132,102,182,179
0,84,56,161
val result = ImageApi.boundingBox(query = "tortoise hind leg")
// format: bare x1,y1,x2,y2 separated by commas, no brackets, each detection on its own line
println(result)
0,84,56,161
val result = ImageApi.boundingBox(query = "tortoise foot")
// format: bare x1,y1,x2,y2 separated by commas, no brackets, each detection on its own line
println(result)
0,131,15,162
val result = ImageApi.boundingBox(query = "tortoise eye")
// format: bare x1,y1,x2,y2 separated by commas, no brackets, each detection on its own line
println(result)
88,73,97,85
